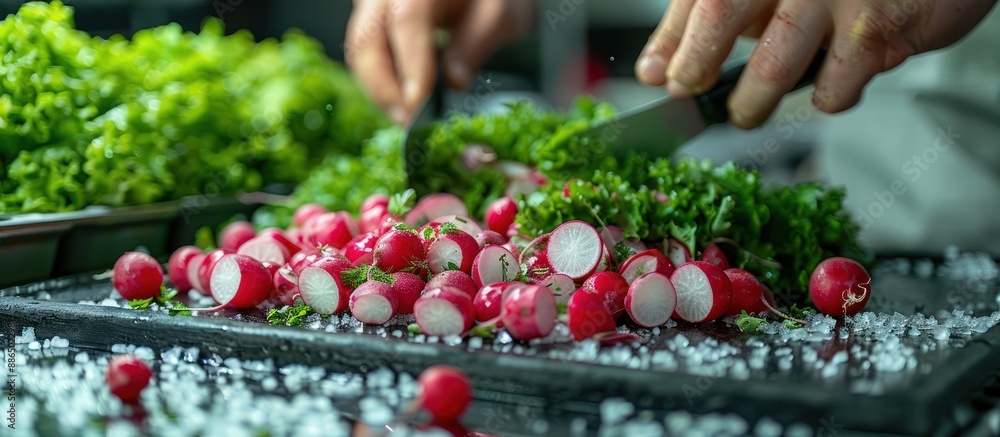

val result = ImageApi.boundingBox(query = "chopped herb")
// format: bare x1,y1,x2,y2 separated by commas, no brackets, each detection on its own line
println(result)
454,216,468,224
393,222,416,232
266,304,314,327
438,222,459,235
446,261,460,271
784,320,804,330
341,265,395,288
422,226,436,241
613,242,636,268
127,286,190,316
467,324,496,339
128,297,155,310
500,253,510,280
736,311,766,333
407,323,422,334
788,303,809,319
556,302,568,316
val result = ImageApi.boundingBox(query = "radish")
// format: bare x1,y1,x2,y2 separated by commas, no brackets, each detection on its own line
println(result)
306,212,358,250
349,281,399,325
473,282,512,322
292,203,327,228
429,215,483,236
517,234,551,282
567,289,616,341
625,272,677,328
377,213,404,236
471,245,517,289
701,244,730,270
599,226,625,252
113,252,164,300
257,228,303,256
417,365,471,422
405,194,469,227
474,230,506,249
581,271,629,315
209,254,273,309
197,248,235,294
261,261,281,278
484,197,517,235
724,268,767,315
601,227,647,263
501,285,557,341
361,193,390,214
426,270,478,299
359,204,389,235
547,221,603,280
413,287,475,336
594,245,613,273
105,355,152,404
809,257,872,317
665,238,693,268
392,272,425,314
343,232,378,266
186,253,207,294
540,273,575,304
670,261,732,323
273,266,303,306
237,236,291,265
427,230,479,274
219,221,255,251
373,229,426,273
289,249,322,274
618,249,676,284
167,246,202,292
298,256,354,314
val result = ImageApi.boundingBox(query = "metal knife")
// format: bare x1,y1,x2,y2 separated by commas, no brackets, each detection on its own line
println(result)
579,52,826,158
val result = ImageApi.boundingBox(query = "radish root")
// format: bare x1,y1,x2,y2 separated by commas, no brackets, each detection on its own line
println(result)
760,297,808,326
713,237,782,270
842,278,871,316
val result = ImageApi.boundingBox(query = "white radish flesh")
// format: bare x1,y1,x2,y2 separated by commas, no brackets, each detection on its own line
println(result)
237,236,291,265
414,287,475,337
540,273,575,304
618,249,676,284
427,231,479,274
471,245,517,289
547,220,603,280
349,281,399,325
209,254,273,309
670,261,732,323
297,257,354,314
625,272,677,328
501,285,557,341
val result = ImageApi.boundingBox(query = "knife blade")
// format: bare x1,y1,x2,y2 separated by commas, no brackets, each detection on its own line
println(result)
580,52,825,158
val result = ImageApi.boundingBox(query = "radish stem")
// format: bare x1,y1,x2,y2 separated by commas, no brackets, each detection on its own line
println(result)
713,237,782,270
759,297,807,326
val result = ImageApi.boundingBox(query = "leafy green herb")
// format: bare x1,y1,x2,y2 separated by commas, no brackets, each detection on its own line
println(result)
784,320,804,330
445,261,460,271
393,222,416,232
467,324,496,339
194,226,215,251
438,222,459,235
266,304,314,327
407,323,422,334
736,311,766,333
388,188,417,217
788,303,809,320
127,286,190,316
556,302,569,316
422,226,436,241
340,265,395,288
500,253,510,280
613,242,636,269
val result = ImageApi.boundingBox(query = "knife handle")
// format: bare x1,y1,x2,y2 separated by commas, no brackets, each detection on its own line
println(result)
698,49,826,126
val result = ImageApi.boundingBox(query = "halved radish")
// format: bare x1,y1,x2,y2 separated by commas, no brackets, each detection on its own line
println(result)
197,248,235,294
724,268,766,315
701,244,730,270
474,230,506,249
567,289,615,341
427,215,483,237
343,232,378,266
219,221,256,251
292,203,327,228
517,234,551,282
349,281,399,325
237,236,291,265
625,272,677,328
670,261,732,323
426,270,478,299
414,287,475,336
473,282,513,323
392,272,425,314
618,249,676,284
209,254,273,309
257,228,303,256
373,229,426,273
168,246,202,292
405,194,469,227
665,238,692,268
581,271,630,315
261,261,281,278
427,231,479,274
273,266,303,306
599,226,624,253
601,227,647,263
484,197,517,235
377,213,404,236
471,245,517,289
186,253,207,294
289,249,322,274
298,257,354,314
547,221,603,280
360,194,390,215
540,273,575,304
501,285,557,341
594,244,613,273
306,212,358,250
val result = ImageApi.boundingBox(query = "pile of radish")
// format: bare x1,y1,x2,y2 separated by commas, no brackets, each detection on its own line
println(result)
115,192,874,342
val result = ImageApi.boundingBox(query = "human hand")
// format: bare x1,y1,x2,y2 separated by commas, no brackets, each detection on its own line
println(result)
634,0,998,129
346,0,535,124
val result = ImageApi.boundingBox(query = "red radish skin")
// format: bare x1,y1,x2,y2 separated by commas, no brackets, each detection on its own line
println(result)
701,244,731,270
256,229,303,256
349,281,399,325
599,226,625,253
625,272,677,328
540,273,575,304
273,266,303,306
474,230,506,249
809,257,872,317
618,249,676,284
361,193,390,214
724,268,767,315
418,365,471,422
471,245,517,289
473,282,513,323
567,289,616,341
105,355,152,404
197,248,235,294
414,287,475,337
292,203,327,228
377,213,404,236
343,232,378,266
307,212,358,250
670,261,732,323
665,238,693,269
426,215,483,237
209,254,273,309
297,256,354,314
392,272,425,314
582,271,630,315
289,249,321,274
373,229,426,273
484,197,517,234
113,252,164,300
501,285,557,341
186,253,207,294
237,236,291,265
427,231,479,274
547,221,604,280
359,204,389,235
167,246,202,292
219,221,256,251
405,194,469,227
261,261,281,278
426,270,478,299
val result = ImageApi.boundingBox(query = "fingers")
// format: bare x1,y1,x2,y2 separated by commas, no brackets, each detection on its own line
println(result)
387,0,440,116
728,2,830,129
635,0,695,86
666,0,775,97
346,0,407,123
444,0,534,89
811,4,886,113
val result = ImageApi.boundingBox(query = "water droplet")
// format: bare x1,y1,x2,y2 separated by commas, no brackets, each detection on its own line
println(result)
764,38,772,46
325,104,333,111
609,56,615,62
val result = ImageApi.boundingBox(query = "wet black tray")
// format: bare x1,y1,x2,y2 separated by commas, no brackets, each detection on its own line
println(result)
2,267,1000,435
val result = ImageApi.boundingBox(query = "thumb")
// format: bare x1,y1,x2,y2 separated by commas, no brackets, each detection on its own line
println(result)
443,0,534,90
